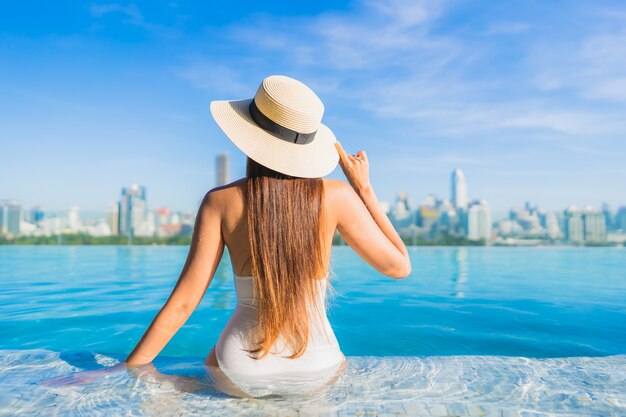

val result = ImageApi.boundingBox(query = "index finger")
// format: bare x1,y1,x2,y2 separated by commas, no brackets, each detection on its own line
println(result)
334,141,351,163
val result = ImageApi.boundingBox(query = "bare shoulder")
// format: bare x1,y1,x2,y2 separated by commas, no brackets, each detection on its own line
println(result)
200,178,247,212
322,178,352,196
322,179,357,224
323,178,357,204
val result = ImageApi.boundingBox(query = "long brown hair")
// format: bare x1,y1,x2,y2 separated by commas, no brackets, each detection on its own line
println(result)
244,157,329,359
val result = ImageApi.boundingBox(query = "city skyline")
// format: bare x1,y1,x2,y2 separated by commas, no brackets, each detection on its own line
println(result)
3,168,624,246
2,177,622,221
2,157,623,215
1,1,625,212
1,162,623,223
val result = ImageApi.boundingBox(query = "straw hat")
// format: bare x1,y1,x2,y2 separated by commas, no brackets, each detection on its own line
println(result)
210,75,339,178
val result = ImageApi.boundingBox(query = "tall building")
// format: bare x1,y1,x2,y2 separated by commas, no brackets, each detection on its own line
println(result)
564,206,584,244
390,192,414,228
509,207,541,231
0,202,7,235
29,205,45,224
216,153,230,187
0,200,21,236
135,210,156,237
618,206,626,231
438,209,459,235
68,206,81,232
155,207,171,229
417,206,439,232
583,208,607,243
451,168,468,210
106,203,119,236
601,203,613,231
118,184,147,237
544,211,561,240
467,200,492,241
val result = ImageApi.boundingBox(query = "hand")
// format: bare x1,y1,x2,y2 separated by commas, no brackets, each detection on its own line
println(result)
39,362,128,388
334,141,372,195
126,362,206,393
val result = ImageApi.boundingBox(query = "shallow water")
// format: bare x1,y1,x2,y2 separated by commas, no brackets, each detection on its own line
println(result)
1,349,625,416
1,246,625,415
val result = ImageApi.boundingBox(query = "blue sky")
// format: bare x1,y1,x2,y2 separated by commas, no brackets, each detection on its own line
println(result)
1,0,625,213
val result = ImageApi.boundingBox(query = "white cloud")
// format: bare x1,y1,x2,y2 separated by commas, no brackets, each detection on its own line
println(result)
173,61,250,96
531,28,626,102
585,77,626,101
363,0,443,27
90,3,143,23
224,0,451,71
177,0,626,143
499,112,599,135
89,2,180,38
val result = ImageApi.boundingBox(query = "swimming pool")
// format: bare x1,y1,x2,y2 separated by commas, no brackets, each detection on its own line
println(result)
1,246,625,415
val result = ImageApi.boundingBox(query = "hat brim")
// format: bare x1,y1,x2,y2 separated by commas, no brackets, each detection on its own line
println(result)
210,99,339,178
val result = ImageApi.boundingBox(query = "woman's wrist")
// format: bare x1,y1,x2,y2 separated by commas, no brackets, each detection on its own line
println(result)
355,183,374,199
125,352,153,367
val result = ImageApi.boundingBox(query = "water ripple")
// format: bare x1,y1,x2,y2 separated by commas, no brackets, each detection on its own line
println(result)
1,349,625,416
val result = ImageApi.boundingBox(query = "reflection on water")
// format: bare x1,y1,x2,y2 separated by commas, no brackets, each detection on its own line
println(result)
2,349,625,416
450,247,469,298
1,246,625,359
2,246,626,415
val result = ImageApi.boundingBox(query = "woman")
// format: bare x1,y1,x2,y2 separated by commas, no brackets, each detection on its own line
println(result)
47,75,411,396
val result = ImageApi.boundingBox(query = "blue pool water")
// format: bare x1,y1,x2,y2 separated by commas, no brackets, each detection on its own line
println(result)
1,246,625,416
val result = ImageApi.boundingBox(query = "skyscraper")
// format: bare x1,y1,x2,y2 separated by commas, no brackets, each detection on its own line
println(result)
451,168,468,210
0,200,21,236
68,206,81,232
583,207,607,243
390,192,414,228
601,203,613,231
564,206,584,244
544,211,561,240
118,184,147,237
29,205,45,224
216,153,230,187
618,207,626,231
106,203,119,236
467,200,492,241
0,202,6,235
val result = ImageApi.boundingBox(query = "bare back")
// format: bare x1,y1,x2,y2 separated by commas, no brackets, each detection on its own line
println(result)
214,178,339,277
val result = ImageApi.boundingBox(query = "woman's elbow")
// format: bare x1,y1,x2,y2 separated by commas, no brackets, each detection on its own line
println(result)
385,259,412,279
393,265,412,279
164,301,194,322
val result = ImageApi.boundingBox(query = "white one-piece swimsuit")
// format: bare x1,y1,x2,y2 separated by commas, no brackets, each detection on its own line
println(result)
214,272,345,395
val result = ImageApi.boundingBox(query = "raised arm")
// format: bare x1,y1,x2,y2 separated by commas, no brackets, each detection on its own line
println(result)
333,141,411,279
125,190,225,366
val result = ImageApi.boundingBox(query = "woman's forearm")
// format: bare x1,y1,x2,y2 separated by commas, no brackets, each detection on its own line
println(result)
125,303,191,366
333,141,409,262
357,185,409,258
